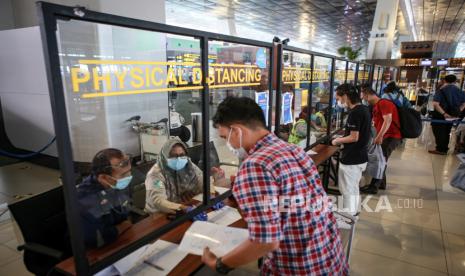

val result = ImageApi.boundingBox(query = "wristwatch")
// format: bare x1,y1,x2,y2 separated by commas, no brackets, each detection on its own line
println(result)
216,258,234,274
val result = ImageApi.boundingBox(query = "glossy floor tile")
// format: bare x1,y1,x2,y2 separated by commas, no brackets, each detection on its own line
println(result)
360,196,441,231
437,191,465,217
353,216,448,272
444,233,465,276
350,249,447,276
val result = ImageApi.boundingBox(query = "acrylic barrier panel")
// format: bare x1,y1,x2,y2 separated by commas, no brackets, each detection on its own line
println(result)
347,62,356,85
55,18,209,253
280,50,312,148
332,60,347,132
357,64,365,86
208,40,271,187
312,56,332,140
365,64,372,84
372,66,382,91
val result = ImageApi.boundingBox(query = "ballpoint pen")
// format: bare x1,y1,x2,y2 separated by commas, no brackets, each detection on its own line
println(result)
143,260,165,271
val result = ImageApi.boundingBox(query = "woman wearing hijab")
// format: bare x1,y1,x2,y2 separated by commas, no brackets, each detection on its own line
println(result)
144,138,225,214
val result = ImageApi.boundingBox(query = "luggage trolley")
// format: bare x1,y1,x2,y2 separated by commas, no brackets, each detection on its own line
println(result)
334,211,358,262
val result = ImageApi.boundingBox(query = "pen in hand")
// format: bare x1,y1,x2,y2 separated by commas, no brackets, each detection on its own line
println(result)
143,260,164,271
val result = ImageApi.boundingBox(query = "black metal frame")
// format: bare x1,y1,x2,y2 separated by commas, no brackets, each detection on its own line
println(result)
37,2,385,275
37,2,275,275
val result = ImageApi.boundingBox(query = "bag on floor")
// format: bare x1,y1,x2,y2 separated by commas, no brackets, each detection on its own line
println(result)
366,144,386,179
450,163,465,192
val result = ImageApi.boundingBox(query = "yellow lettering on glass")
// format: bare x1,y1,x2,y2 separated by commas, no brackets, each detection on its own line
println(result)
71,67,90,92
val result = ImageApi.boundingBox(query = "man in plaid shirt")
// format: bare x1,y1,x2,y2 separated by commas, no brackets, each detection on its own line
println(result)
202,97,348,275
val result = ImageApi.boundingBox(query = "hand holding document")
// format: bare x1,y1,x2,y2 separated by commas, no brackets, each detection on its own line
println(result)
179,221,249,257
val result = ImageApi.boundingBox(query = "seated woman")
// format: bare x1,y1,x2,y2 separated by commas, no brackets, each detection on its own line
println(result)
288,106,320,146
144,138,226,214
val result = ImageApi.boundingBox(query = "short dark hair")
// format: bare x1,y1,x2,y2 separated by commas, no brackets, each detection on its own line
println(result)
212,97,266,128
360,83,371,90
91,148,124,176
361,85,377,96
336,83,361,104
445,74,457,83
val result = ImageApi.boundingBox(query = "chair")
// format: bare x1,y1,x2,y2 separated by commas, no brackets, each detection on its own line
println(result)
8,186,72,276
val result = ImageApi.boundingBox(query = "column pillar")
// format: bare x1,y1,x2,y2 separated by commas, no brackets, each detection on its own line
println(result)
366,0,400,59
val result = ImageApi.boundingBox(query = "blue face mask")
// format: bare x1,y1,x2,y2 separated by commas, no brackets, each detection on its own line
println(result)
114,175,132,190
167,157,188,171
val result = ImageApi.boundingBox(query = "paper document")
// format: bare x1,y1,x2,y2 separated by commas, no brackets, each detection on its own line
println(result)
307,149,318,155
179,221,249,257
95,240,187,276
208,206,242,226
193,186,230,201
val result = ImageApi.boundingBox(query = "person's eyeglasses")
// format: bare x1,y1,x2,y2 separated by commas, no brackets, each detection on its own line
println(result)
108,155,132,169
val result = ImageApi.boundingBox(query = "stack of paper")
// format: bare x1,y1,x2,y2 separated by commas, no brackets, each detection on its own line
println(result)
95,240,188,276
179,221,249,257
208,206,242,226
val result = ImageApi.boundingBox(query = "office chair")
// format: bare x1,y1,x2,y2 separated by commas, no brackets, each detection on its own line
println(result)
8,186,72,276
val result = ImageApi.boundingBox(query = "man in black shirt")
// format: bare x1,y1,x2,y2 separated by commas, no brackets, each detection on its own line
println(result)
332,84,371,227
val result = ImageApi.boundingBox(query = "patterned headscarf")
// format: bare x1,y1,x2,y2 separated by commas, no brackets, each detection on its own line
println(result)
157,138,202,201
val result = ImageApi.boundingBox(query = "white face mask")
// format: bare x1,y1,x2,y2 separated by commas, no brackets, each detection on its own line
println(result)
226,127,248,160
337,100,347,109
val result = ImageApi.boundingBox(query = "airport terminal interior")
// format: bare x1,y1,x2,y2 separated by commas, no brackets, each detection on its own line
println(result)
0,0,465,275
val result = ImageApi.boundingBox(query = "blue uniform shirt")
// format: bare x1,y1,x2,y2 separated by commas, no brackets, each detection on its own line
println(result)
434,84,465,116
77,175,130,248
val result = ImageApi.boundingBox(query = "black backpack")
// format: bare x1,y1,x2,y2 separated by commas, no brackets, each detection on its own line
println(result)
381,97,423,138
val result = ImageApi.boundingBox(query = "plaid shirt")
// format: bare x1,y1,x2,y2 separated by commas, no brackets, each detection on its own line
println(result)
232,133,348,275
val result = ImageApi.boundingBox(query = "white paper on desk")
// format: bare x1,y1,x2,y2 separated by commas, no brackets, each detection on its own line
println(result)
125,240,188,276
193,186,230,201
178,221,249,257
208,206,242,226
307,149,317,155
94,245,148,276
95,241,188,276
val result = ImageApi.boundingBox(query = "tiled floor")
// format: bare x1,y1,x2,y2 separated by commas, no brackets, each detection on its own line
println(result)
353,139,465,276
0,139,464,275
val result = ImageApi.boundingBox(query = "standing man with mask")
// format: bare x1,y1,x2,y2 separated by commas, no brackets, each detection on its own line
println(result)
77,148,133,248
202,97,347,275
429,74,465,155
332,84,371,227
360,88,401,194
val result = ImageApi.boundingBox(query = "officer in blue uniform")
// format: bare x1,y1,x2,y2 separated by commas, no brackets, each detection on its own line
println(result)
77,148,133,248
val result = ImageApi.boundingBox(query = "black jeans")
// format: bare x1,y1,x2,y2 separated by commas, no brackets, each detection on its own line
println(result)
431,123,453,153
371,137,401,188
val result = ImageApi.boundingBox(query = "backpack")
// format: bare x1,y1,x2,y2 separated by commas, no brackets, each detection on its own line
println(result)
381,97,423,139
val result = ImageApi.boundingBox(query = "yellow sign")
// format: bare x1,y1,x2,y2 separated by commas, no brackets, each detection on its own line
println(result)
70,60,262,98
282,68,330,84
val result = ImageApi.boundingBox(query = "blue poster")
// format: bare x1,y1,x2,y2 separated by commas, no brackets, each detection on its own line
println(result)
255,91,269,125
282,93,293,125
255,48,267,69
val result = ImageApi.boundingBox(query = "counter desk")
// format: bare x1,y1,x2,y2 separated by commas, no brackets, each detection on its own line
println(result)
55,144,339,276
